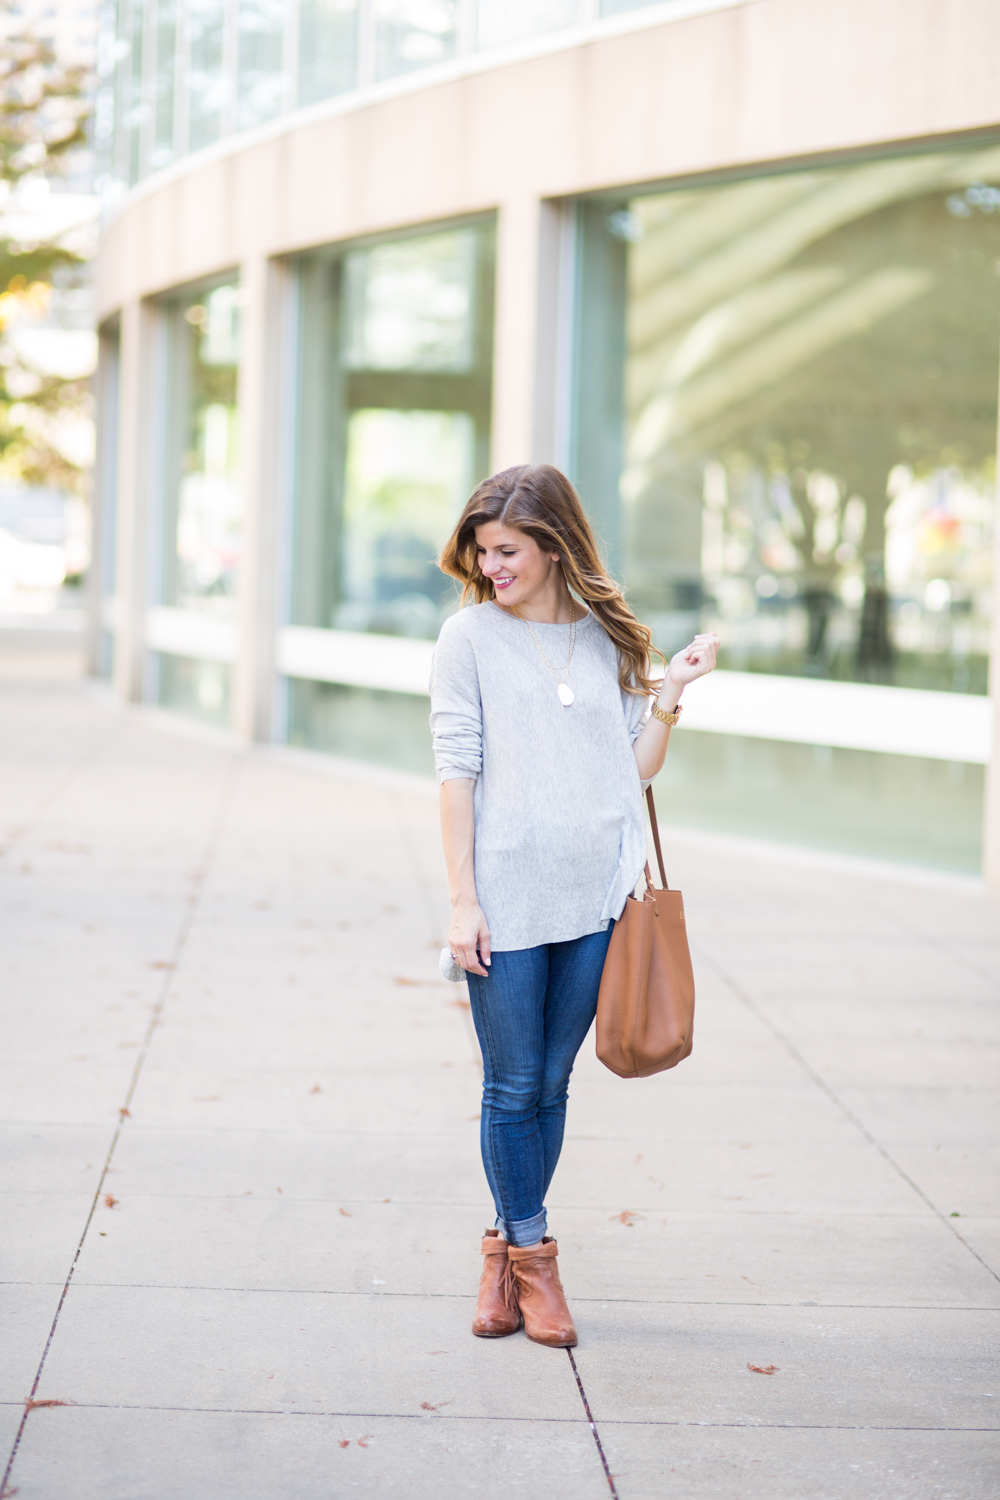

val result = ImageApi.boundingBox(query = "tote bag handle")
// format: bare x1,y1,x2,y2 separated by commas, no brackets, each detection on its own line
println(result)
646,785,668,890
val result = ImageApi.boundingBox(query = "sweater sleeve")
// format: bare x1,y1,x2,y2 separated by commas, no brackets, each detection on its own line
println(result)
622,680,652,745
428,616,483,784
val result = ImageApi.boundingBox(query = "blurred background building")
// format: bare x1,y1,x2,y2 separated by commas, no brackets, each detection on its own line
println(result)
87,0,1000,881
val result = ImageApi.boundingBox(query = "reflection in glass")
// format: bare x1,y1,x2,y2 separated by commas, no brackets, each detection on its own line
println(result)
152,0,178,171
653,731,983,874
288,682,436,773
335,408,473,635
118,0,146,187
237,0,287,129
578,146,1000,696
342,231,476,371
187,0,228,150
600,0,672,14
476,0,579,49
158,654,233,725
298,0,359,105
163,283,242,616
374,0,457,82
95,325,121,679
292,220,495,656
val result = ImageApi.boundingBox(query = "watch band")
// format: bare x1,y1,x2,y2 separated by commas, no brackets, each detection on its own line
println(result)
651,701,683,727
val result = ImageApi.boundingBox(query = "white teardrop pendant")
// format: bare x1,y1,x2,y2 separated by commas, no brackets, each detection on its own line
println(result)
557,682,575,706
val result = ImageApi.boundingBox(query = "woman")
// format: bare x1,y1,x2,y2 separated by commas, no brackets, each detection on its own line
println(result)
429,464,717,1348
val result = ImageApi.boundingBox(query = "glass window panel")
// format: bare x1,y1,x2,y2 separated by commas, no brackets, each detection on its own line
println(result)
335,407,474,634
95,324,121,678
163,282,242,617
298,0,358,105
476,0,580,50
118,0,146,187
151,0,177,171
158,654,233,724
288,682,436,773
291,219,495,664
580,146,1000,697
373,0,457,83
657,732,983,875
600,0,677,14
94,2,120,193
237,0,286,130
187,0,228,151
342,229,477,372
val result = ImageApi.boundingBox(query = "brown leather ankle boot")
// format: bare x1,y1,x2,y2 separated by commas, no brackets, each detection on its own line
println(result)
507,1238,577,1347
472,1230,521,1337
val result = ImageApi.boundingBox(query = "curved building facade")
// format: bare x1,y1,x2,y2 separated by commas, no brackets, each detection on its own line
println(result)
90,0,1000,880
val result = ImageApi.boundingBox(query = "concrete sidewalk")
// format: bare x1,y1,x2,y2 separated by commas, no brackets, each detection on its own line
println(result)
1,657,998,1500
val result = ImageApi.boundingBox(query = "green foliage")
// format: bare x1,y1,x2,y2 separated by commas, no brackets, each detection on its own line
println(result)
0,33,92,495
0,241,81,296
0,36,90,186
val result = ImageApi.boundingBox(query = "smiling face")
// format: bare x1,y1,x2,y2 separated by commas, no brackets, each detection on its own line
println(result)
474,521,562,611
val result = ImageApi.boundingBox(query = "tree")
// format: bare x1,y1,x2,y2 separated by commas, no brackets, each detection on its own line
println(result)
0,34,92,498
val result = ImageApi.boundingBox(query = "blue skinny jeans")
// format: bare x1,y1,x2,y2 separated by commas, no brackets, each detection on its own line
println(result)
464,926,614,1247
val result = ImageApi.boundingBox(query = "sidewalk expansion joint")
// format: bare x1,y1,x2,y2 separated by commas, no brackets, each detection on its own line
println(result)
695,942,1000,1290
0,1399,995,1434
566,1348,620,1500
14,1282,995,1312
1,754,243,1500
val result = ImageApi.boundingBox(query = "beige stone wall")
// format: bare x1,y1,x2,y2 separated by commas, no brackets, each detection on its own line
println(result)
96,0,1000,319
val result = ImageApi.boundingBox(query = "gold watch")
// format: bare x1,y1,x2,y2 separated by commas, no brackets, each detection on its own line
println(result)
651,701,683,727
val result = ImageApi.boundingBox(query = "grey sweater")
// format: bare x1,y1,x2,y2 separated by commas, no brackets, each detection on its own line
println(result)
428,601,650,952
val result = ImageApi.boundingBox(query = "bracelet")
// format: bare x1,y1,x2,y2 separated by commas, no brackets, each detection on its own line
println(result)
651,702,683,727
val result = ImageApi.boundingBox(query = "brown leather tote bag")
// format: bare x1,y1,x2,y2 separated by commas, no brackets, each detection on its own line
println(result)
595,787,695,1079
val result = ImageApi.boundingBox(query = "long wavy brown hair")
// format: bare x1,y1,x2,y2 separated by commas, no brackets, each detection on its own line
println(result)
439,464,662,695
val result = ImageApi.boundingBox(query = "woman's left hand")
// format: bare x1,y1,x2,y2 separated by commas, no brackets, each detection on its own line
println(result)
667,632,719,689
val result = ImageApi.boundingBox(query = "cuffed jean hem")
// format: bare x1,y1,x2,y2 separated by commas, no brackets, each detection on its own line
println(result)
496,1209,548,1247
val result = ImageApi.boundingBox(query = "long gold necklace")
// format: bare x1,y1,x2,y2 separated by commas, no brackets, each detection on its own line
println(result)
512,600,578,706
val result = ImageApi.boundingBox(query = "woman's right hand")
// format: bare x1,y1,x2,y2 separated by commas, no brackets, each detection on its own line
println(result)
449,899,492,977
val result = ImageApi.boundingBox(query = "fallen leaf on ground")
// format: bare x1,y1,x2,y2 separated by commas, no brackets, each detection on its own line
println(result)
309,1085,321,1094
103,1194,119,1209
276,1187,282,1194
420,1400,452,1412
119,1107,131,1118
149,961,175,970
612,1210,643,1226
25,1399,74,1410
394,977,423,986
449,998,471,1010
339,1439,350,1448
356,1436,373,1448
339,1208,352,1217
747,1364,778,1376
